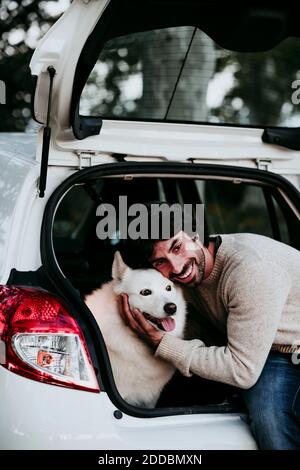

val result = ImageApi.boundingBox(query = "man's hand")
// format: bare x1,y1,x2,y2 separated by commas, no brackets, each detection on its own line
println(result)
117,294,164,349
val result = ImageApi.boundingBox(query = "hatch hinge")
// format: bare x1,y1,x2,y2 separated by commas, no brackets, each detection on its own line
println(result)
76,151,97,169
255,159,272,171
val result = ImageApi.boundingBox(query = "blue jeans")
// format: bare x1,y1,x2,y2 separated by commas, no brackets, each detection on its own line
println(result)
242,351,300,450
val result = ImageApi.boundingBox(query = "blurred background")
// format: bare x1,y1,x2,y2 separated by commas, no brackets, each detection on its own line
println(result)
2,0,300,132
0,0,70,132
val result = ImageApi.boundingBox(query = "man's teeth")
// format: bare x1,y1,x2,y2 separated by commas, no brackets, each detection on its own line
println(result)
176,263,193,279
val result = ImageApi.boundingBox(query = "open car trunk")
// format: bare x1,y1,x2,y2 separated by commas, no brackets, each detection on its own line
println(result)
39,161,300,418
25,0,300,421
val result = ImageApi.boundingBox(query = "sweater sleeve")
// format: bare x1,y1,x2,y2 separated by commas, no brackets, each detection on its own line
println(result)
155,261,291,388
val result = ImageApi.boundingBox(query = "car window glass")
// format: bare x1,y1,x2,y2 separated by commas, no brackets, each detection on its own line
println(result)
80,26,300,127
196,180,273,237
272,195,290,244
53,186,94,243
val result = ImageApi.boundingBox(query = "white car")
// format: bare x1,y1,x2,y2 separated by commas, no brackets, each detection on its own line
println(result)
0,0,300,450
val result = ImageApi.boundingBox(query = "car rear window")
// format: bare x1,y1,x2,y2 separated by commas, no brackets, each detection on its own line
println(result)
79,26,300,128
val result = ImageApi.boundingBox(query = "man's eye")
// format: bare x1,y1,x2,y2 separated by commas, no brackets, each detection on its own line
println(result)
166,285,172,291
154,260,164,267
173,244,181,253
140,289,152,296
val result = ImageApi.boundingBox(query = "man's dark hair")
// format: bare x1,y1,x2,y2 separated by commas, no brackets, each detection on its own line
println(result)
121,201,209,269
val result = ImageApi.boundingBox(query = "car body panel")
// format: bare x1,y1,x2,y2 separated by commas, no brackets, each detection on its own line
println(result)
0,367,257,450
0,133,77,283
0,133,38,282
50,121,300,189
0,132,37,160
30,0,109,127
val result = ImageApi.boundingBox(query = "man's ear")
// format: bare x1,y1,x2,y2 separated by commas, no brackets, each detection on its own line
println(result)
112,251,130,281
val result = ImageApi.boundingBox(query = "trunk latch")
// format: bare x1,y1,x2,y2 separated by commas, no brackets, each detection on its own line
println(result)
256,159,272,171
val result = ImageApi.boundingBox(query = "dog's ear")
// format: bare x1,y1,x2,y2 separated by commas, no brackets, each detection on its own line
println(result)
112,251,130,281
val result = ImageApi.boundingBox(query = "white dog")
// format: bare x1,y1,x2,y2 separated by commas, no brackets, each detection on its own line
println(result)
85,251,186,408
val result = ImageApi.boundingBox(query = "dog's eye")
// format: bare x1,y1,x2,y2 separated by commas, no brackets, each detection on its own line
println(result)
166,285,172,291
140,289,152,296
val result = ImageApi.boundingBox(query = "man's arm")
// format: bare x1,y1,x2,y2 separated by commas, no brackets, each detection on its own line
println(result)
155,261,291,388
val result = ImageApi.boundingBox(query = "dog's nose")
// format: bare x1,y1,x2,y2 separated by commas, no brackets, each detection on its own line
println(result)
164,303,177,316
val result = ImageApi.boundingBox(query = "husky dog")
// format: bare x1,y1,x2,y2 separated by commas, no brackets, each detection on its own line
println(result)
85,251,186,408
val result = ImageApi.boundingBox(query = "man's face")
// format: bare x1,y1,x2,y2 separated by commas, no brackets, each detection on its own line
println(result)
149,231,206,287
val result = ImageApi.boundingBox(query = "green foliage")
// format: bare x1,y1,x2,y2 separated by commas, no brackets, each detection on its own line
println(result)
81,29,300,127
2,2,300,131
211,40,300,126
0,0,62,131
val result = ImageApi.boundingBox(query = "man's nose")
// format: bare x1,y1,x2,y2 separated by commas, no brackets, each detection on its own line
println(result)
169,258,184,275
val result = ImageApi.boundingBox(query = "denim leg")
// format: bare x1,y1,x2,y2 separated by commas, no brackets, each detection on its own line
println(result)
292,385,300,420
242,351,300,450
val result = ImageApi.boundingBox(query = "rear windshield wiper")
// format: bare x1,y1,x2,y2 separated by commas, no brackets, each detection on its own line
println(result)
262,127,300,151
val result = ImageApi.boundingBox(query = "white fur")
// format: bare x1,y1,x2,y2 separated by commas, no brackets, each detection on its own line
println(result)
85,251,186,408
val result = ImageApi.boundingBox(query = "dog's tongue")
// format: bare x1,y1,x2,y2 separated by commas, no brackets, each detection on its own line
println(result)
161,317,176,332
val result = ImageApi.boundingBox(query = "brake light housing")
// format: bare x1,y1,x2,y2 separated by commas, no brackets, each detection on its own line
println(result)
0,285,99,393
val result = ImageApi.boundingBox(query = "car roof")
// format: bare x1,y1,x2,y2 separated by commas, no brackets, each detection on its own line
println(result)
0,132,37,162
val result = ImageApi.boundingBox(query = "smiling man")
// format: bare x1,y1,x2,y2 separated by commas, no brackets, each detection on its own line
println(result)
119,204,300,450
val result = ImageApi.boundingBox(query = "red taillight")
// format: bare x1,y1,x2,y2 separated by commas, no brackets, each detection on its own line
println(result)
0,286,99,393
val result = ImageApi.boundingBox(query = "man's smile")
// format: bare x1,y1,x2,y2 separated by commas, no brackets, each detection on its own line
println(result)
172,260,195,283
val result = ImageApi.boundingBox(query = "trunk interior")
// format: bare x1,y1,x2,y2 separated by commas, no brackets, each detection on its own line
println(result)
41,162,300,416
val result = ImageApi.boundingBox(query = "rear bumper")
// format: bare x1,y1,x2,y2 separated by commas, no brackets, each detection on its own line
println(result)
0,366,257,450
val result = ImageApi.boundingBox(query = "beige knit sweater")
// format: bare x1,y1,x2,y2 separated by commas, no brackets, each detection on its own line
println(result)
155,234,300,389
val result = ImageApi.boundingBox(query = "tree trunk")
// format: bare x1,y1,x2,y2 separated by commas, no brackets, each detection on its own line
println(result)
138,27,215,122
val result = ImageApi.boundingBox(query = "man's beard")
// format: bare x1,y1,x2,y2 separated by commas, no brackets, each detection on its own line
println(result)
188,247,206,287
171,247,206,287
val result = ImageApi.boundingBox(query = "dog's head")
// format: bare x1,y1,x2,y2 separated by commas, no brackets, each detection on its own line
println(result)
112,251,185,335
